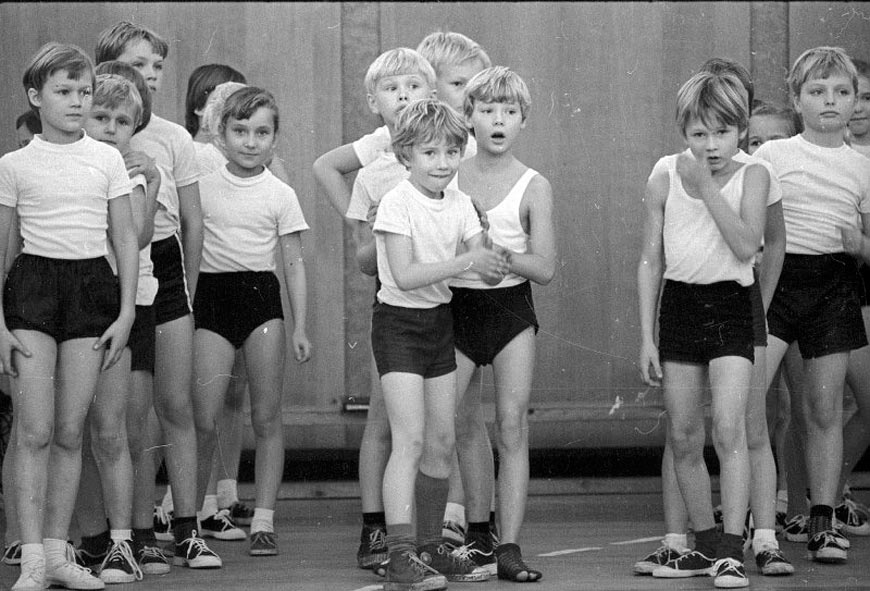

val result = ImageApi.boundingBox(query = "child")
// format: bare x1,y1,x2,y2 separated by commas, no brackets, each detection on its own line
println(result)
14,111,41,149
846,58,870,157
450,66,555,582
373,98,506,589
638,70,769,588
192,86,311,557
748,101,802,155
753,46,870,564
94,22,220,569
0,42,139,591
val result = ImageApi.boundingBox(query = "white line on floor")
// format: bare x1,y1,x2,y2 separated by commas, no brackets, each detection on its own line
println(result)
538,547,603,556
349,585,383,591
609,536,662,545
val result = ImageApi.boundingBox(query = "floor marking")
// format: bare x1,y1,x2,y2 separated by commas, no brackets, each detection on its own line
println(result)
609,536,662,545
538,547,602,556
349,585,383,591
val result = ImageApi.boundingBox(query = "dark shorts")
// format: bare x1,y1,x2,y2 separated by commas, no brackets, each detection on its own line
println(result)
450,281,539,367
750,270,767,348
658,279,754,364
371,302,455,379
150,235,192,326
4,254,119,343
129,305,156,374
859,263,870,308
767,253,867,359
194,271,284,349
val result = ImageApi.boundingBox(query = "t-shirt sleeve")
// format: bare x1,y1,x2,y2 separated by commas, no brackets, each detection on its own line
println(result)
346,173,372,222
352,126,391,167
858,166,870,215
276,185,310,235
0,155,19,208
372,191,410,237
107,150,135,199
173,133,200,187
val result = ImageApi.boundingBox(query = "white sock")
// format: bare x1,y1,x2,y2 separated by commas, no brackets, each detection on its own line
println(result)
110,529,132,544
20,543,44,565
43,538,67,568
663,533,689,552
161,486,174,513
250,508,274,534
443,502,466,528
197,495,219,522
751,528,777,555
217,479,239,509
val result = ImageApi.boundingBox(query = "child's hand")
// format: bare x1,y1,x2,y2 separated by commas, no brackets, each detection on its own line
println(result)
638,341,662,387
841,226,866,257
292,328,311,363
467,244,509,284
676,153,715,200
124,150,157,181
0,327,31,377
94,315,134,372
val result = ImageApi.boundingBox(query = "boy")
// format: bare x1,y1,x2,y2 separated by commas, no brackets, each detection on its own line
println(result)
373,99,506,590
753,46,870,564
94,22,220,569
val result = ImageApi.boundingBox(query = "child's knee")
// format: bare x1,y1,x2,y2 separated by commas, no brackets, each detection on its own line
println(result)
17,422,52,451
52,421,86,452
496,411,528,451
92,429,128,463
712,418,746,454
250,411,281,439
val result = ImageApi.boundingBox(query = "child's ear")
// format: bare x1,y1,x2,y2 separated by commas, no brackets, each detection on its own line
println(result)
366,93,380,116
26,88,41,109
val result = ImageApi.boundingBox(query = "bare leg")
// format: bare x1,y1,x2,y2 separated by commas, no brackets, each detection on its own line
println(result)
455,353,492,524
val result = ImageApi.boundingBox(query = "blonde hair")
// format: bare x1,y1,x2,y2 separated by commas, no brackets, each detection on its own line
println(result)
788,46,858,97
23,42,94,110
391,99,468,166
463,66,532,122
675,71,748,134
93,73,144,126
201,81,248,140
364,48,436,95
95,21,169,63
416,31,491,75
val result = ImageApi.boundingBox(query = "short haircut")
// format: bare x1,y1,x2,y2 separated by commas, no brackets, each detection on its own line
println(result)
463,66,532,123
95,21,169,64
23,42,94,109
675,70,749,134
185,64,247,137
701,57,754,108
364,48,436,96
95,60,152,133
202,81,249,139
416,31,492,75
93,73,144,127
750,99,803,135
15,110,42,135
852,57,870,80
391,98,468,166
788,46,858,97
220,86,279,134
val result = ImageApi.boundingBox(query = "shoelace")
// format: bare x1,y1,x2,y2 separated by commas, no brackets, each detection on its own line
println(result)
3,541,21,560
252,532,276,547
714,557,743,575
102,542,143,581
451,541,490,562
182,536,215,557
368,528,386,549
812,530,847,549
213,509,238,529
18,554,45,581
403,551,440,576
154,506,171,526
140,546,167,562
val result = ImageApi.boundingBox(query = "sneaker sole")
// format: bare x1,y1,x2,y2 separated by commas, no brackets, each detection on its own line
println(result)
714,575,749,588
250,548,279,557
653,567,713,578
761,563,795,576
808,549,847,564
99,571,137,584
383,575,448,591
45,576,105,590
633,562,658,575
784,532,807,543
443,570,490,582
840,524,870,536
201,529,247,541
172,556,222,569
479,563,497,577
154,532,173,542
357,551,388,569
140,562,171,576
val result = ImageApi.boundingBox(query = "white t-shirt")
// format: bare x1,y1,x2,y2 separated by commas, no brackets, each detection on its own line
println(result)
130,114,200,187
373,179,482,308
346,150,408,221
850,143,870,158
352,124,477,167
198,166,309,273
194,141,227,177
753,134,870,254
150,163,181,242
0,132,132,259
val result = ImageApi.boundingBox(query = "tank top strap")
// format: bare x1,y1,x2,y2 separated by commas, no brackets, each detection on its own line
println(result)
494,167,538,213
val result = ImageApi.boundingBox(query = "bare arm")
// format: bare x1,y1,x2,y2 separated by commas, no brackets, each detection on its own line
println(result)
637,169,668,387
352,219,378,276
101,195,138,370
177,182,203,300
0,205,30,375
279,232,311,362
759,200,785,312
505,174,556,285
312,143,363,222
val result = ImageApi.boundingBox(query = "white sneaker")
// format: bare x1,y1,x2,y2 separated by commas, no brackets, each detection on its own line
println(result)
199,509,247,541
46,559,105,590
12,553,46,591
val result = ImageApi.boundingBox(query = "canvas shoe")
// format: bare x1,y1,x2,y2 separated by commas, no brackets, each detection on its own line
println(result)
652,549,715,578
356,524,388,569
441,520,466,548
418,542,489,582
834,499,870,536
12,553,45,591
456,532,496,576
712,557,748,588
782,514,808,543
806,529,848,563
136,544,170,576
46,559,105,590
384,549,447,591
633,544,686,575
199,509,246,540
249,531,278,556
173,530,222,569
98,540,143,584
228,501,254,526
153,506,173,542
753,543,793,576
3,540,22,566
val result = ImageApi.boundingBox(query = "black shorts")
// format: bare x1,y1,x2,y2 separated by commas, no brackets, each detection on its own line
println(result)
150,235,192,326
129,305,156,374
859,263,870,308
767,253,867,359
4,254,119,343
658,279,754,364
194,271,284,349
371,302,455,379
450,281,539,367
750,270,767,348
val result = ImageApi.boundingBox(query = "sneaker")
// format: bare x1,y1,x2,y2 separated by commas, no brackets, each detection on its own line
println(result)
136,545,170,576
713,504,723,525
46,559,105,590
75,545,108,570
652,550,715,578
783,514,808,543
383,549,448,591
754,544,794,576
454,536,496,576
441,520,466,548
228,501,254,527
200,509,246,541
633,544,686,575
99,540,143,584
775,511,787,534
249,531,278,556
153,506,173,542
356,524,388,569
173,531,222,569
835,499,870,536
418,542,489,582
12,553,45,591
806,529,848,563
3,540,22,566
742,511,754,552
712,557,748,588
843,485,870,520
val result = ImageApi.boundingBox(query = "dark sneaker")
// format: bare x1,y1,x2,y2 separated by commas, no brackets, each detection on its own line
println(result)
3,540,22,566
136,544,170,575
441,520,466,548
633,544,686,575
806,529,848,563
99,540,143,584
356,524,388,569
384,550,447,591
153,506,173,542
200,509,246,541
418,542,489,582
652,550,715,578
228,502,254,526
249,531,278,556
835,499,870,536
754,544,794,576
75,542,109,570
455,535,496,576
712,557,748,588
775,511,787,534
783,514,808,543
173,530,222,569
